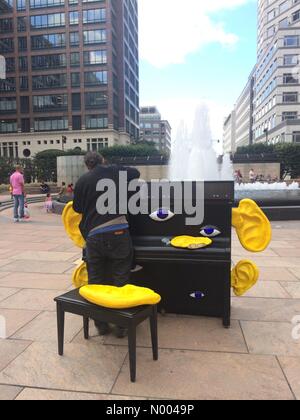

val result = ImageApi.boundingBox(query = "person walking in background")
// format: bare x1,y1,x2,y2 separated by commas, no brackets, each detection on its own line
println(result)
10,165,25,223
249,168,255,184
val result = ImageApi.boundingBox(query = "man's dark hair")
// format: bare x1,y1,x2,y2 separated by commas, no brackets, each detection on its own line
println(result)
84,152,104,170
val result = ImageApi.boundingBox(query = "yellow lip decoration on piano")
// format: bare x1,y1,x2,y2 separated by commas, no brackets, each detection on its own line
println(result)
79,284,161,309
170,236,212,250
231,260,260,297
72,261,88,288
62,202,85,249
232,199,272,253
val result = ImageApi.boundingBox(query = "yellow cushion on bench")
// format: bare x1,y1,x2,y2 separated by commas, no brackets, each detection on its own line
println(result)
79,284,161,309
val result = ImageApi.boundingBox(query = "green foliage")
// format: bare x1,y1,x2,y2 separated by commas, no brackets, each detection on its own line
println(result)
275,143,300,179
101,144,161,159
0,158,13,184
236,144,275,154
236,143,300,178
0,145,162,185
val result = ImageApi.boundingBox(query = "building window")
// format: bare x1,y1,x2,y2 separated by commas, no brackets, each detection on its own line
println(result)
87,137,109,151
282,92,298,103
71,73,80,87
32,74,67,89
282,112,298,121
85,92,108,109
83,29,106,45
83,50,107,65
85,115,108,130
0,120,17,133
33,94,68,112
0,38,14,53
34,117,68,132
0,97,16,113
23,149,31,158
31,33,66,50
84,71,108,86
32,54,66,70
293,132,300,143
83,9,106,24
284,36,300,47
284,55,298,66
283,73,298,84
30,13,65,29
72,116,81,130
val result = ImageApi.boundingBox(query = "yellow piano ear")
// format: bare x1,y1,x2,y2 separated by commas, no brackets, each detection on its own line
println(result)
232,199,272,253
62,202,86,249
72,261,88,288
231,260,259,297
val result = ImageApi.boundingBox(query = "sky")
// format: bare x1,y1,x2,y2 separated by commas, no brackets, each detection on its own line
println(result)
138,0,258,141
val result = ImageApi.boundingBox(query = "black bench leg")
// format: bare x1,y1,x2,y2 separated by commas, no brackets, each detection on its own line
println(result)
150,305,158,361
128,326,137,383
57,303,65,356
83,317,89,340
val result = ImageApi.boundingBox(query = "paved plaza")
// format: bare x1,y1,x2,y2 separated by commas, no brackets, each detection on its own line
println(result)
0,203,300,400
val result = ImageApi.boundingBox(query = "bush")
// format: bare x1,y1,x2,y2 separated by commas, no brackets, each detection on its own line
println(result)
235,143,300,179
101,144,161,159
0,145,164,185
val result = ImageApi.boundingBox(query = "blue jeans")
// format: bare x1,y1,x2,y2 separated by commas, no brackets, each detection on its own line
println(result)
13,195,24,219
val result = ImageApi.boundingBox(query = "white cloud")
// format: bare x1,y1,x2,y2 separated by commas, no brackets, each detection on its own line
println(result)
139,0,253,68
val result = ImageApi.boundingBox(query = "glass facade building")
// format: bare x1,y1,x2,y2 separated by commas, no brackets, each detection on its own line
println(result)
0,0,139,157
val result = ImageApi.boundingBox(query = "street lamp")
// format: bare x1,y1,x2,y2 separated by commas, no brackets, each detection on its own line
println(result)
264,128,269,144
62,135,67,151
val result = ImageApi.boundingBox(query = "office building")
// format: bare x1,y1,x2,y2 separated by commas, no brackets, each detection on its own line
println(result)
140,106,172,154
0,0,139,158
254,0,300,145
224,0,300,151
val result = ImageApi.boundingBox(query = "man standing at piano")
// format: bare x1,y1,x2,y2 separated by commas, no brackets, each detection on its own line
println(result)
73,151,140,338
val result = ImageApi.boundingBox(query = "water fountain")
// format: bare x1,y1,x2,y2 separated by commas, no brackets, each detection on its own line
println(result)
168,103,300,219
169,104,233,181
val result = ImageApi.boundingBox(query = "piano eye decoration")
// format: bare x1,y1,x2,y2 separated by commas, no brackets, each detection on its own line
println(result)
150,208,175,222
200,225,221,238
190,291,205,300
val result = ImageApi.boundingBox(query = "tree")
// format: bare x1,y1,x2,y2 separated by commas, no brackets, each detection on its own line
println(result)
101,144,162,159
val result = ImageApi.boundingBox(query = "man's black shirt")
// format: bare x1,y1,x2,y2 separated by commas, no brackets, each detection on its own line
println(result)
73,164,140,239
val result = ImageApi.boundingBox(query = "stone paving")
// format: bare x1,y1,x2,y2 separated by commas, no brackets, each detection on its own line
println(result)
0,203,300,400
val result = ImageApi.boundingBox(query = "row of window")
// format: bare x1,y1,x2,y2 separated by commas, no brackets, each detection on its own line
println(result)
0,8,105,35
0,30,107,53
0,92,109,113
5,51,107,74
0,115,108,133
0,70,108,92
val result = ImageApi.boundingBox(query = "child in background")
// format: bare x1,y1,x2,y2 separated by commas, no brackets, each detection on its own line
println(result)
22,193,30,220
45,194,53,213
